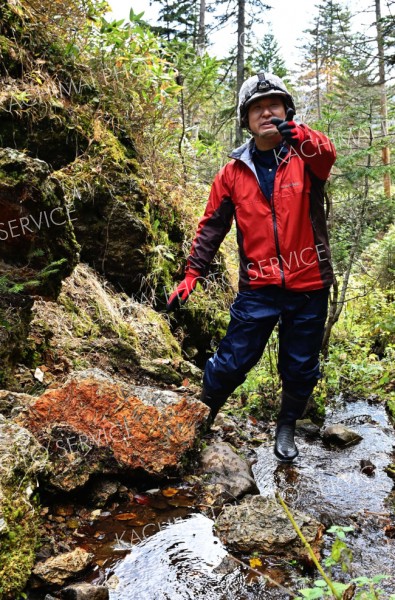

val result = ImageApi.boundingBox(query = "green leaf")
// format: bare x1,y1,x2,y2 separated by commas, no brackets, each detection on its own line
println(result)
313,580,328,588
299,588,324,599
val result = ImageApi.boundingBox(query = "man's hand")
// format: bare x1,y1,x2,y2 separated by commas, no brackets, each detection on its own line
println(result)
271,108,304,146
166,270,200,311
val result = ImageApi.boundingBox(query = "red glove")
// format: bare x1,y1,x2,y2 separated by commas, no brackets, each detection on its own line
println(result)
271,108,305,147
166,269,201,311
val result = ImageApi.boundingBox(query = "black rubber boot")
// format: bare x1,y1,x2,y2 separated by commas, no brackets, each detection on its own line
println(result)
200,386,229,426
274,422,298,462
274,390,310,462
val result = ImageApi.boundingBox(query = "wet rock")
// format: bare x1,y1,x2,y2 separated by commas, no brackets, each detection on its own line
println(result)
322,424,363,447
199,442,259,499
215,495,323,558
213,554,238,576
296,419,321,438
87,478,120,507
61,583,109,600
360,459,376,476
19,370,210,491
0,415,48,598
32,548,94,586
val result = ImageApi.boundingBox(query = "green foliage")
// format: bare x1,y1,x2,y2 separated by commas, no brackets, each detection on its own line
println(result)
296,526,394,600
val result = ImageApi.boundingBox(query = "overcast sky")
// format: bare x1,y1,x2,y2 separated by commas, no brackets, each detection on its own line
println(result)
105,0,381,73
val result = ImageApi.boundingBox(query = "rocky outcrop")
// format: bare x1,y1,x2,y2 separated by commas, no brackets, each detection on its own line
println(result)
0,148,79,297
27,263,199,388
215,495,323,559
19,370,210,491
69,161,153,295
0,415,48,599
0,148,79,386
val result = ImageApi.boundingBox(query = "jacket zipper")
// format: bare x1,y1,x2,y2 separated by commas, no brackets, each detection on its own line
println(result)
269,193,285,287
235,147,288,288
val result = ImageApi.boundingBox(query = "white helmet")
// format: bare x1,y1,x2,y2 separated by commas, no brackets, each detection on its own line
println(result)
238,71,295,128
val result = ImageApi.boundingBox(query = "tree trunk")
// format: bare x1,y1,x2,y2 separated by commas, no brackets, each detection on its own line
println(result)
197,0,206,55
235,0,245,146
322,118,373,358
375,0,391,198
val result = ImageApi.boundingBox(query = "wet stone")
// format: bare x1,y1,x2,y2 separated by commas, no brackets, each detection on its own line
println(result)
322,424,363,446
61,583,109,600
199,441,259,499
360,459,376,476
87,478,120,507
295,418,321,438
215,495,323,558
32,547,94,585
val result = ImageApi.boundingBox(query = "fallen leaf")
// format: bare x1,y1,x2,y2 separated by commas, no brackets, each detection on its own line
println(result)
249,557,262,568
115,512,138,521
161,487,179,497
134,494,151,505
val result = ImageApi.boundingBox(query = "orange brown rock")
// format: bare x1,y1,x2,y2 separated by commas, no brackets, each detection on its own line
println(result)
20,374,209,490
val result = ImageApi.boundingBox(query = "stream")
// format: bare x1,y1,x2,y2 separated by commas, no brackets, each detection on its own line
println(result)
27,396,395,599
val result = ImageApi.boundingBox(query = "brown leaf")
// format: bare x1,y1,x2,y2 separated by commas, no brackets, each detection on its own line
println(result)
115,512,139,521
115,512,152,526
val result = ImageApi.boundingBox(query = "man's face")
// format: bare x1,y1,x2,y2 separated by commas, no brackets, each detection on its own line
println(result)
247,95,286,140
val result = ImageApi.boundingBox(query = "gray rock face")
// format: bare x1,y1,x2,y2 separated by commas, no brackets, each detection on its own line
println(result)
32,548,94,585
215,495,323,557
200,442,258,499
323,424,363,446
61,583,109,600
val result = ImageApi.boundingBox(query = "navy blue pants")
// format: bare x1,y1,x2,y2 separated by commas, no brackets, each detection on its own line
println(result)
203,286,329,401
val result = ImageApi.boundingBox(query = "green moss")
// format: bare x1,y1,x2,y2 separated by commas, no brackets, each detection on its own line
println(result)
0,484,41,599
386,397,395,425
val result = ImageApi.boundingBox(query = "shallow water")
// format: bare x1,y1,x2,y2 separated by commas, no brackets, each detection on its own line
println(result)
27,397,395,599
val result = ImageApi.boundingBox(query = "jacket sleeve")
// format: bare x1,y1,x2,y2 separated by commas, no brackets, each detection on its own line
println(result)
292,124,336,181
186,165,235,275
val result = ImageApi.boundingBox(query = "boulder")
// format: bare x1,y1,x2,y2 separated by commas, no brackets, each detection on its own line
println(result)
19,370,210,491
0,415,48,599
199,442,258,500
215,495,323,559
323,424,363,447
32,548,94,586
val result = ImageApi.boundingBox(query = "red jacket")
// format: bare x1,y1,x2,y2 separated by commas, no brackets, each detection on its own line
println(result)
186,124,336,292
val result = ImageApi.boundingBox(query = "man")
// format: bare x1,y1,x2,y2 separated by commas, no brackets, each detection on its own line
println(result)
167,72,336,462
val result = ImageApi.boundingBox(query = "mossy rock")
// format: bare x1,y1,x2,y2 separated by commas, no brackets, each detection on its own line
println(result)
0,416,48,599
0,148,79,298
0,292,34,388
